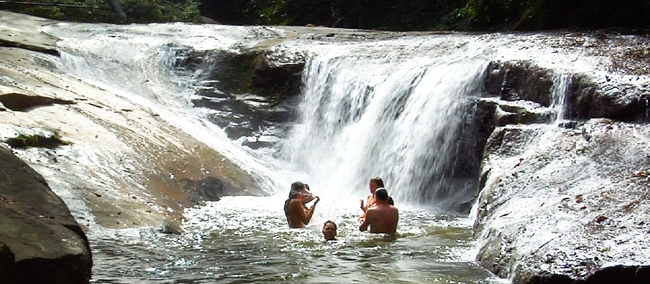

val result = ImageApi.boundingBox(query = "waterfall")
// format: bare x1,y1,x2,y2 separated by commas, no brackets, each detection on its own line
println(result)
551,74,572,125
5,18,642,283
277,45,488,211
38,23,609,216
273,32,596,211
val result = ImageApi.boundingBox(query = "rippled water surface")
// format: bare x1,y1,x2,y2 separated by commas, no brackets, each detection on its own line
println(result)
90,196,500,284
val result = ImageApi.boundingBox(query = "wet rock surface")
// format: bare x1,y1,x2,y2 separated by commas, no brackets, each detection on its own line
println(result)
186,46,304,144
474,47,650,282
0,11,261,231
475,120,650,283
0,146,92,284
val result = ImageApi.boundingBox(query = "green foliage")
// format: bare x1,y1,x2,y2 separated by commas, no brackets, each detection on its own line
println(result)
455,0,650,30
6,133,71,149
120,0,201,23
3,0,648,30
216,0,467,31
0,0,201,23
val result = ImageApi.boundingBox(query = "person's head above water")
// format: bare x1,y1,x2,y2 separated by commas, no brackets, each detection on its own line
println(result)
289,181,315,203
369,177,384,193
322,220,337,241
375,188,389,202
289,181,306,199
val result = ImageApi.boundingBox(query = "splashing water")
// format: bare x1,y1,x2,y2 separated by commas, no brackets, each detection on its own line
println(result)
90,197,503,284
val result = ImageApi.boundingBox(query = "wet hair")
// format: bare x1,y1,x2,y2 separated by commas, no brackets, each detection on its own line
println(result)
323,220,337,230
375,188,389,201
370,177,384,188
289,181,305,199
285,181,306,222
387,196,394,206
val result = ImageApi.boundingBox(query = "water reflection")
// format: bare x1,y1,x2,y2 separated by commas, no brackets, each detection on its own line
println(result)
90,196,501,283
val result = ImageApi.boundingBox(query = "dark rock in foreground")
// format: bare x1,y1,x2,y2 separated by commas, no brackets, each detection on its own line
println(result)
0,146,92,284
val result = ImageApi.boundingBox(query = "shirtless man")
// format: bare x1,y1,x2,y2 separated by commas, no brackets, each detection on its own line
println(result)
285,181,320,228
359,188,398,234
359,177,384,216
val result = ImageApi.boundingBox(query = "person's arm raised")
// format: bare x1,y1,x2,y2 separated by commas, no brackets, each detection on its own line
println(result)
360,195,372,213
303,197,320,225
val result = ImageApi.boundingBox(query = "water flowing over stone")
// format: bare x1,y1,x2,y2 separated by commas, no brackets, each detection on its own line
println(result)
278,47,487,211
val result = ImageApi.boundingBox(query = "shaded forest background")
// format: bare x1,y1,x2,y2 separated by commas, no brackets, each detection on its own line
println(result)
0,0,649,31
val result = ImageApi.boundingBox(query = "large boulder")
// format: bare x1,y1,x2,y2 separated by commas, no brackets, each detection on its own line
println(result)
473,57,650,283
475,120,650,283
0,146,92,284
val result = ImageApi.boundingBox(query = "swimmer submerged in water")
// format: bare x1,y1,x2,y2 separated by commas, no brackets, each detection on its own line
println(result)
322,220,337,241
284,181,320,228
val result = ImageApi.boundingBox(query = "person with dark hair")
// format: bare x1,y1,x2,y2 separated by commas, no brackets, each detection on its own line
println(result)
322,220,337,241
284,181,320,228
360,188,398,234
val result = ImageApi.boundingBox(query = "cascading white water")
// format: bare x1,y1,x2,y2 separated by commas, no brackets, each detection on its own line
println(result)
278,48,487,209
551,74,572,125
40,23,611,210
268,32,607,211
43,22,292,194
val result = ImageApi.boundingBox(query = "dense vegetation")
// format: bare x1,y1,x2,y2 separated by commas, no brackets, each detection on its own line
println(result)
1,0,649,30
202,0,650,31
0,0,200,23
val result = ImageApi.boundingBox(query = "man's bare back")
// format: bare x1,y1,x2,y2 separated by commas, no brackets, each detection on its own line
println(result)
360,203,399,233
359,188,398,234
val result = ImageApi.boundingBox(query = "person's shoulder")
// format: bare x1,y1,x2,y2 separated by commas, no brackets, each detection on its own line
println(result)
288,199,302,208
365,206,379,217
367,205,380,211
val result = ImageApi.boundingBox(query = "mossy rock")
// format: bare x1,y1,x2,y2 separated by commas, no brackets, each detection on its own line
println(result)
5,133,71,149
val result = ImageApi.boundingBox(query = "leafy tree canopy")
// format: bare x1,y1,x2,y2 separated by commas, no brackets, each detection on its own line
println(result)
1,0,648,30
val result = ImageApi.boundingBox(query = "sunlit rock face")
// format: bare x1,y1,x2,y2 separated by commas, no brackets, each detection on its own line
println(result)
474,58,650,282
0,146,92,284
0,11,261,232
476,119,650,283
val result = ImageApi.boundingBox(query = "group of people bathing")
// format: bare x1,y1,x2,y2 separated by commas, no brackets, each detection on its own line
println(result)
283,177,399,241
